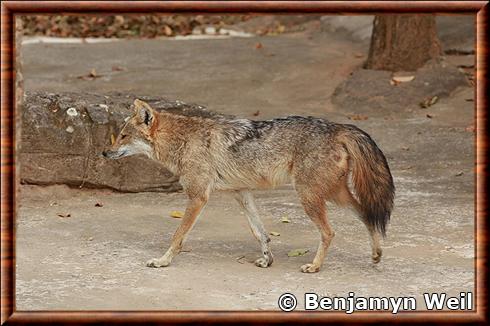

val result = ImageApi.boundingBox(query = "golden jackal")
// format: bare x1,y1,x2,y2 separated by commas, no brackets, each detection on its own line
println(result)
103,99,395,273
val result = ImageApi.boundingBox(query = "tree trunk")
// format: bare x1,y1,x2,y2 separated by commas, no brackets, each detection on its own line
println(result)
365,15,442,72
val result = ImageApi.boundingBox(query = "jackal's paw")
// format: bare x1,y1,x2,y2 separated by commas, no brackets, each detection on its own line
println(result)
254,257,271,268
146,258,170,268
372,249,382,264
300,263,320,273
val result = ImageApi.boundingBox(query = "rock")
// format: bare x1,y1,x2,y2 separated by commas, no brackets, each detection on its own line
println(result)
20,92,213,192
331,61,469,113
86,104,110,124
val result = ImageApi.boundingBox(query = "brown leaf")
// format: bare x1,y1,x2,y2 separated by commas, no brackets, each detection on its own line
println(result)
111,65,125,71
77,68,104,80
163,25,173,36
347,114,368,121
252,110,260,116
255,42,263,49
95,202,103,207
426,114,433,119
392,75,415,83
419,96,439,109
57,213,71,218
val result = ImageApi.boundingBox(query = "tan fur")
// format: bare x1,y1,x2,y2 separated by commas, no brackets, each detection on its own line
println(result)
103,99,395,273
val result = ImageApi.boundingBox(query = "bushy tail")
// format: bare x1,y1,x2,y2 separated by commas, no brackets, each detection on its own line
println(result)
338,125,395,237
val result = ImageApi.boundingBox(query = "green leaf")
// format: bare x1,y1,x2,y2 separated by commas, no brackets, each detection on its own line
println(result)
287,249,309,257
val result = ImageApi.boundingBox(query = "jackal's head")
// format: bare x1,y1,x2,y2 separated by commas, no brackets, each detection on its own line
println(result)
102,99,156,160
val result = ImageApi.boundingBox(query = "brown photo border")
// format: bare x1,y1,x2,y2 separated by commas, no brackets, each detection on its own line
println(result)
1,1,487,324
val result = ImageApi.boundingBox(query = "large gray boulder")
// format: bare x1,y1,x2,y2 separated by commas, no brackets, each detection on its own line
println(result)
331,61,469,113
21,92,210,192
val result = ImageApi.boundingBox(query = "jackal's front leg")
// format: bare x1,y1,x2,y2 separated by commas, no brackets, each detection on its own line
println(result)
146,194,208,268
234,190,273,268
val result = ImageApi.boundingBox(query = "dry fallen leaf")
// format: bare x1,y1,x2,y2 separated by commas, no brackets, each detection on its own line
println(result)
252,110,260,117
426,114,433,119
455,171,464,176
392,75,415,83
288,249,309,257
170,210,184,218
163,25,173,36
270,231,280,236
111,65,125,72
57,213,71,218
401,146,410,151
281,216,290,223
255,42,263,49
419,96,439,109
347,114,368,121
77,68,104,80
95,202,103,207
236,255,246,264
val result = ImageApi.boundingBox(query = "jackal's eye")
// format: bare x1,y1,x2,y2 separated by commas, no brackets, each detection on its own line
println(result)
121,134,127,140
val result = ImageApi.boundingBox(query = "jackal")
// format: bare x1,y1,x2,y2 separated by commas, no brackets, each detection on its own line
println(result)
103,99,395,273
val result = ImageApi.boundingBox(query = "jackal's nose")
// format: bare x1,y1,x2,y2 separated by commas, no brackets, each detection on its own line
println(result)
102,150,108,157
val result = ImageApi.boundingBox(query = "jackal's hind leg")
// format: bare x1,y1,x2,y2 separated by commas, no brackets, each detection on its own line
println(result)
234,190,273,268
296,187,334,273
335,183,382,264
362,222,382,263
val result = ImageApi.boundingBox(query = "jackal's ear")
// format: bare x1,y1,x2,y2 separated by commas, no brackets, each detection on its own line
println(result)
134,99,154,126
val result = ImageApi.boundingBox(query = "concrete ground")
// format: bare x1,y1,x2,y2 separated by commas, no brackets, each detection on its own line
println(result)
17,23,475,311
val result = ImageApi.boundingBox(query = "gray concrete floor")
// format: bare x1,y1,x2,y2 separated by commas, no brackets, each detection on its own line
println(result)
17,26,475,311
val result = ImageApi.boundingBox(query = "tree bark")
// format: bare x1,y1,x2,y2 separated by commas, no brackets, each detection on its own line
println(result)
365,15,442,72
